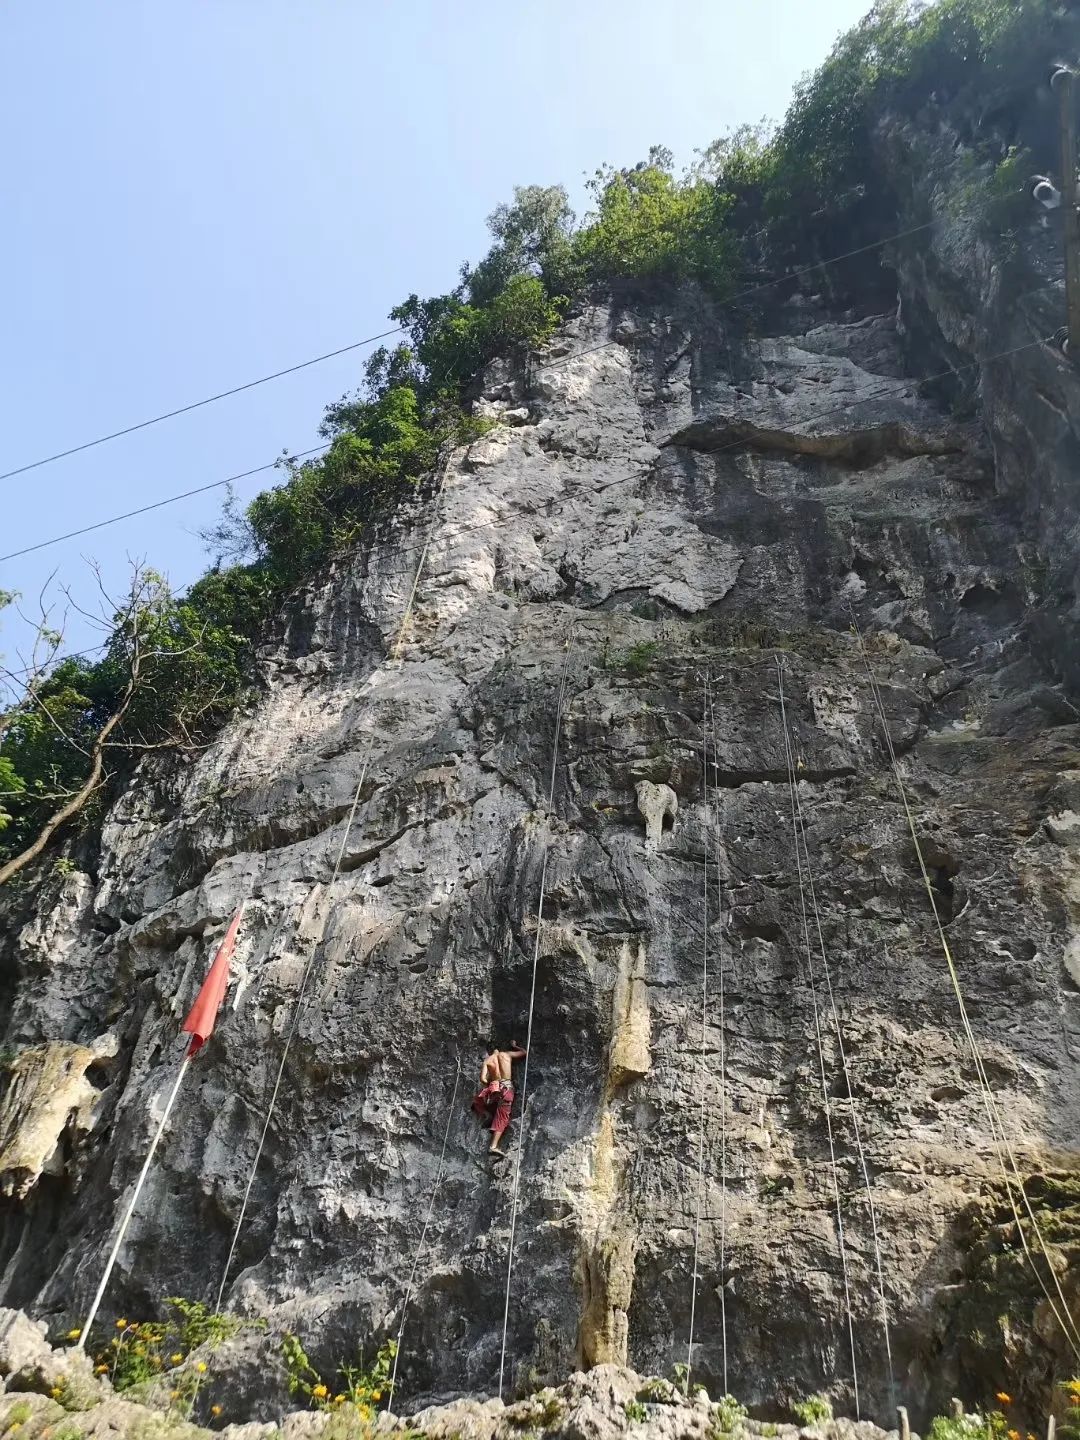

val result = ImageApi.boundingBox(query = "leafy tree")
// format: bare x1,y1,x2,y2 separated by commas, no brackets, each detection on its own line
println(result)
570,149,739,293
0,566,253,882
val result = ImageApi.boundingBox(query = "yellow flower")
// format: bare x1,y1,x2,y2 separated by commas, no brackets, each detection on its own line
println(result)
211,1405,223,1418
312,1384,329,1399
195,1362,207,1374
373,1391,382,1401
1069,1381,1080,1396
151,1357,162,1368
170,1391,180,1402
50,1387,63,1399
116,1319,128,1330
997,1394,1012,1406
1007,1429,1020,1440
95,1364,108,1374
170,1353,183,1365
65,1329,81,1341
128,1323,139,1333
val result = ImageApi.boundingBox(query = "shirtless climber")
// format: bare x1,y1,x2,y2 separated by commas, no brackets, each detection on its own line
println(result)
472,1043,527,1156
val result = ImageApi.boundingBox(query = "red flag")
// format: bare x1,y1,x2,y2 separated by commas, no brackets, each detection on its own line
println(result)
182,905,245,1057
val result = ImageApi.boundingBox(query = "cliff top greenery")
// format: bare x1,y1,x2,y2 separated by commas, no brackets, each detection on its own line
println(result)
0,0,1065,878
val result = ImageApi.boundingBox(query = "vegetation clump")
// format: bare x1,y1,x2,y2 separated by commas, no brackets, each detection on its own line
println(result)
281,1332,395,1422
1,0,1062,877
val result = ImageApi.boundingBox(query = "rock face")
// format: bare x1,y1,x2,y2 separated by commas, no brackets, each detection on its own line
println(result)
3,207,1080,1430
0,1315,907,1440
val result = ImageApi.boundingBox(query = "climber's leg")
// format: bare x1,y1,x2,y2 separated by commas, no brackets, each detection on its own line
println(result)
489,1084,514,1154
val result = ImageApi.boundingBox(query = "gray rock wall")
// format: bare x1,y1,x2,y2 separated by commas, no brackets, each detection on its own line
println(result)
2,271,1080,1428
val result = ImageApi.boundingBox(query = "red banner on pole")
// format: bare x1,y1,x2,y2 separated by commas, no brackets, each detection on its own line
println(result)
181,906,244,1057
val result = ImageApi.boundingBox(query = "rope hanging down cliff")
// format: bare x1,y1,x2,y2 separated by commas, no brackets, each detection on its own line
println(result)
847,614,1080,1364
776,658,861,1419
497,624,578,1402
775,659,897,1408
214,458,455,1313
685,676,731,1397
708,682,732,1398
685,676,715,1396
386,1055,463,1415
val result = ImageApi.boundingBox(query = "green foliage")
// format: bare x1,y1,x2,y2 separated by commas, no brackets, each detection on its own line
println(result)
624,1402,649,1423
282,1333,395,1418
1058,1380,1080,1440
2,1402,33,1432
507,1392,564,1430
637,1378,678,1405
792,1393,833,1426
601,639,661,677
766,0,1068,244
711,1396,748,1437
569,148,738,295
4,0,1058,878
76,1299,252,1421
928,1411,1008,1440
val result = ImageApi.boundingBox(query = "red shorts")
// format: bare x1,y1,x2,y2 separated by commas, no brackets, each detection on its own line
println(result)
472,1081,514,1136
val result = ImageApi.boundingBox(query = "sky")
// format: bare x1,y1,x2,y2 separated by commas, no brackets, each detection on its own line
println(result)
1,0,873,684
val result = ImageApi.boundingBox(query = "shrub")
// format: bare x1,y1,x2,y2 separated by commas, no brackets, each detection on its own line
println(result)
792,1394,833,1426
282,1333,395,1420
712,1395,749,1436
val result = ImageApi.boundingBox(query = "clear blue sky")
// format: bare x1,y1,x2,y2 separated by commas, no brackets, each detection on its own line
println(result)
1,0,872,680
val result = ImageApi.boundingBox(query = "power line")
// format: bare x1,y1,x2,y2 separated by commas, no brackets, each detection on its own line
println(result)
0,328,402,484
0,215,935,487
1,325,1054,683
0,446,329,563
3,324,1052,572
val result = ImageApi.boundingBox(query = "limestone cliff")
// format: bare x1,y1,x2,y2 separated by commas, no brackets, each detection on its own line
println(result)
4,87,1080,1435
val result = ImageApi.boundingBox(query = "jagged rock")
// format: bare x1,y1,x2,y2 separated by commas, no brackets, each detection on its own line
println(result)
0,1036,116,1199
634,783,678,852
0,1344,912,1440
5,130,1080,1434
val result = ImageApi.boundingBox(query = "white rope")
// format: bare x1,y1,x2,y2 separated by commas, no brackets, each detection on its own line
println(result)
707,684,730,1397
685,675,712,1392
215,462,454,1312
784,707,896,1405
776,658,861,1418
848,613,1080,1361
78,1053,192,1346
386,1054,463,1416
497,624,577,1401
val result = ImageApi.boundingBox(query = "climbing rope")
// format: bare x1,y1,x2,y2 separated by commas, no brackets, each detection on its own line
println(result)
848,613,1080,1362
685,676,713,1393
776,658,861,1418
778,671,897,1406
386,1054,463,1417
215,458,455,1312
707,683,731,1397
496,623,577,1402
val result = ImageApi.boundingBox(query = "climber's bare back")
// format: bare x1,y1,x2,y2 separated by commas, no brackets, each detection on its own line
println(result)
481,1049,515,1082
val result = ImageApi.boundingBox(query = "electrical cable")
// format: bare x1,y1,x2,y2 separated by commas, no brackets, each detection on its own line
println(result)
1,214,937,485
0,330,402,483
